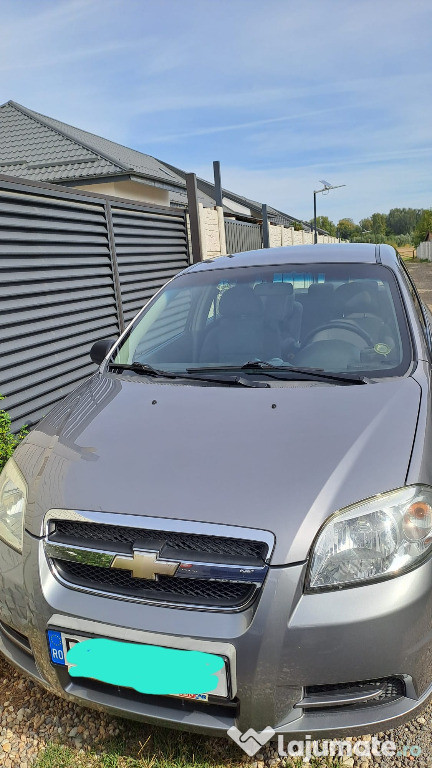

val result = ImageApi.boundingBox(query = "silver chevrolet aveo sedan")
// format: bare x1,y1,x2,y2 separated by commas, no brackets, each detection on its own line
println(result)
1,243,432,739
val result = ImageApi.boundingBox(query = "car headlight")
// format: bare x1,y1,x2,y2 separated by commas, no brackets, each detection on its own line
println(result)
0,459,27,552
307,486,432,591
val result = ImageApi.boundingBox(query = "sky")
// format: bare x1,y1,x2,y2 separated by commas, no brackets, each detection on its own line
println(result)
1,0,431,224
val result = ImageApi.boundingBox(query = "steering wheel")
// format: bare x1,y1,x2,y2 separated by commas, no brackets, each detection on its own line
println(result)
301,321,374,349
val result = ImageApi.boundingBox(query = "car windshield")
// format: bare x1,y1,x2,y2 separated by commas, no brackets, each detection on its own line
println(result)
111,263,411,379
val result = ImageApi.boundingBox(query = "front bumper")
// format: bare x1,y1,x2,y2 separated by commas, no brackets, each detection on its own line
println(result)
1,532,432,738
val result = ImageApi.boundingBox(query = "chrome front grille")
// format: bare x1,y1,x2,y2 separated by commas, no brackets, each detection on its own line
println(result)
44,511,273,611
52,520,268,561
53,560,256,607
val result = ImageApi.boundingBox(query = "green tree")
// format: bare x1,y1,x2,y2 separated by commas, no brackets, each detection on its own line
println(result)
359,217,372,232
387,208,423,236
370,212,387,241
337,218,358,240
413,209,432,248
311,215,337,236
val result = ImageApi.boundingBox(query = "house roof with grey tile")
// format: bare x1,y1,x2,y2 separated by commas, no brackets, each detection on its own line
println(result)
0,100,313,230
0,101,186,186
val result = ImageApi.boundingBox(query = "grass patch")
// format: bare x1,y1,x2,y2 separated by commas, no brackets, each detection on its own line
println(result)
91,724,244,768
33,724,347,768
34,724,245,768
34,743,77,767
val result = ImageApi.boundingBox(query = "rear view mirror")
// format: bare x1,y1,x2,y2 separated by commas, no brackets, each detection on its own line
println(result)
90,338,117,365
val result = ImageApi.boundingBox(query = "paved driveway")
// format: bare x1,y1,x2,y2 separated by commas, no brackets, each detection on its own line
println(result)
406,261,432,311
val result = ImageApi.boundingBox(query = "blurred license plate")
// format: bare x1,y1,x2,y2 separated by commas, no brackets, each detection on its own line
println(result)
47,630,229,700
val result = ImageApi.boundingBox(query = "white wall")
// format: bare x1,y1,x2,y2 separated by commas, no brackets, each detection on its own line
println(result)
199,204,227,259
222,197,251,216
73,179,170,206
269,222,282,247
417,242,432,261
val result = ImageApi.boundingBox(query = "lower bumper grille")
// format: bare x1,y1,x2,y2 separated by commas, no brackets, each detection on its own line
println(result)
300,677,406,713
0,621,33,656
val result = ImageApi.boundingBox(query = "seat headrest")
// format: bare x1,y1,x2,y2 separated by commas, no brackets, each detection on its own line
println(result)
344,290,373,314
336,281,379,315
308,282,335,295
219,285,263,319
336,281,378,303
254,282,294,320
254,282,293,297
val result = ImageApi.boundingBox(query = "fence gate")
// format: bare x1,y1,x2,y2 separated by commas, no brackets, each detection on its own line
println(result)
0,175,189,431
224,219,262,254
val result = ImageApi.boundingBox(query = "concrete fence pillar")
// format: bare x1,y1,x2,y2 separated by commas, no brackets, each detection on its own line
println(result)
198,203,208,259
216,206,227,255
199,204,227,259
269,223,282,248
282,226,294,246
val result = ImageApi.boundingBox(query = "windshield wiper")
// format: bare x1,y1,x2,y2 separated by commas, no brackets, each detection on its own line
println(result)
188,361,367,385
108,362,177,378
242,361,367,384
107,362,268,388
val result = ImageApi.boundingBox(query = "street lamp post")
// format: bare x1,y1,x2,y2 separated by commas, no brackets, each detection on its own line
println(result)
313,180,346,244
313,190,318,244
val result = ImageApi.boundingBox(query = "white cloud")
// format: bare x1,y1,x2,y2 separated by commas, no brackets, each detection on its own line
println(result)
141,105,349,142
0,0,431,222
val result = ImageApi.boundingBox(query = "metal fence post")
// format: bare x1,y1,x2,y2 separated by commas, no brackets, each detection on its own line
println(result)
104,201,125,333
213,161,223,208
186,173,204,263
262,204,270,248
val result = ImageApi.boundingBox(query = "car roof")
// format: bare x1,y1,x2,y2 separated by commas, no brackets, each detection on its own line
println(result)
184,243,397,273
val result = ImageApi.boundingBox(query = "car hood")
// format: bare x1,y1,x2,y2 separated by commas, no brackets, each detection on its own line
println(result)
22,374,421,565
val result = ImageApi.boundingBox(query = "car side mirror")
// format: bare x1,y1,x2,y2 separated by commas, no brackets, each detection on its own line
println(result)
90,338,117,365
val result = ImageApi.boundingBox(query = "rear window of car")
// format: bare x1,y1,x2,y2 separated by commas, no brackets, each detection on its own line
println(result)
112,263,411,379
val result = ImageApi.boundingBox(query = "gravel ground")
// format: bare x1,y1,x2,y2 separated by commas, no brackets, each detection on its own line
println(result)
1,651,431,768
0,655,120,767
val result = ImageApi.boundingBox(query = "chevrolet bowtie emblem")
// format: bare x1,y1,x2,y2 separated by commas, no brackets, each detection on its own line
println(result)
110,549,179,580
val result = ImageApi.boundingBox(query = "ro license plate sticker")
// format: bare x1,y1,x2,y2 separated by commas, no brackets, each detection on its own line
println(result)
47,631,229,699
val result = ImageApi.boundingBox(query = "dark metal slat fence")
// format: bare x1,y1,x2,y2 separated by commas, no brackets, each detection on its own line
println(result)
224,219,262,254
0,175,189,430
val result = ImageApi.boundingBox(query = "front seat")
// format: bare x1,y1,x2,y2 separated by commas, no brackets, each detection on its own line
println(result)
337,282,394,346
199,285,280,364
254,282,303,355
299,283,336,341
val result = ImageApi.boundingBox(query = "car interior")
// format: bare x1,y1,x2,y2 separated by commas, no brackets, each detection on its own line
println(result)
128,274,404,375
